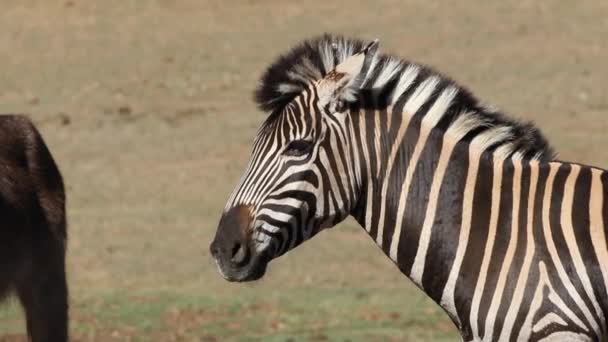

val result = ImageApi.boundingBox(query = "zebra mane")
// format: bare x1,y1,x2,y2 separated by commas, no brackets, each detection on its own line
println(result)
255,34,555,161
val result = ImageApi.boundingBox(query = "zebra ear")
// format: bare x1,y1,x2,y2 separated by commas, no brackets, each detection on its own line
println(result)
317,39,379,105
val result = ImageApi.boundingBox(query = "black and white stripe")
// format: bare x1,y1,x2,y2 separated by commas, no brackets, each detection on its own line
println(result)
214,34,607,341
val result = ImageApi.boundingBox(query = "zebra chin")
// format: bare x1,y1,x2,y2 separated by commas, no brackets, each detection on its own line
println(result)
212,248,272,282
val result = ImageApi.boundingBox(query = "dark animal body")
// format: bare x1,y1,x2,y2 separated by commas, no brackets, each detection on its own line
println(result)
0,115,67,341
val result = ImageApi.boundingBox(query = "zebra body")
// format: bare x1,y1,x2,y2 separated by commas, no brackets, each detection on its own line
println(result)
210,35,607,341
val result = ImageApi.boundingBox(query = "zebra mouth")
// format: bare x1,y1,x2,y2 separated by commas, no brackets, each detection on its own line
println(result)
213,247,271,282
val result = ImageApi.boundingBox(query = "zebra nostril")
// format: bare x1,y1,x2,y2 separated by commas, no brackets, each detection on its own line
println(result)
231,243,247,264
210,242,221,259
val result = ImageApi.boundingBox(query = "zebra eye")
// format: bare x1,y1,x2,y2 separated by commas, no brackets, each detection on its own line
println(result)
284,140,314,157
335,100,346,113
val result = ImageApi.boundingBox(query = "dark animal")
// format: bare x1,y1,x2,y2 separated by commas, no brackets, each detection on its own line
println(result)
0,115,67,342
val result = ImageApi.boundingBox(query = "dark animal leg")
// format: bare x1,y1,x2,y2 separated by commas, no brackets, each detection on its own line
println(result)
16,243,68,342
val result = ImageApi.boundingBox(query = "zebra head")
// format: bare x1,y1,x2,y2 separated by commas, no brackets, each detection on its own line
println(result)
210,38,379,282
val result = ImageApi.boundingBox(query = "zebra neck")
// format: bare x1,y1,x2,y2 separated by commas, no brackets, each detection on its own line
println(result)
349,106,500,320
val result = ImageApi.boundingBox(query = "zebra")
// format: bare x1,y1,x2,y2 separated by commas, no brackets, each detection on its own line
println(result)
210,34,608,341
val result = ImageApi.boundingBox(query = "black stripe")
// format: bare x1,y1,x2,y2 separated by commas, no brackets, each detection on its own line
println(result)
256,214,291,255
398,128,444,274
362,98,382,240
493,160,530,338
545,163,594,332
485,158,515,341
320,129,349,212
573,167,606,335
342,113,360,204
602,172,608,262
349,105,368,225
528,284,590,340
556,165,600,331
454,153,494,337
373,78,420,250
477,158,513,340
422,141,469,302
379,110,420,254
509,162,545,342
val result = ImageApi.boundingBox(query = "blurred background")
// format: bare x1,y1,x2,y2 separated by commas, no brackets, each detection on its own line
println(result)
1,1,607,341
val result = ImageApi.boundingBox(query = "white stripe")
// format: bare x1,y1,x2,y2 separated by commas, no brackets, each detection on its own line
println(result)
470,126,512,152
318,40,335,72
238,136,276,205
533,313,568,333
560,165,603,327
438,125,503,324
229,133,269,206
425,87,458,127
287,69,314,84
439,143,483,324
377,108,415,250
263,193,305,206
249,157,283,204
256,208,293,221
389,64,420,104
374,110,383,178
537,332,593,342
498,160,539,342
277,83,303,94
447,113,486,142
373,57,402,88
409,134,458,286
319,148,344,216
347,115,363,187
327,116,356,204
470,156,504,338
403,77,440,114
362,53,380,87
590,169,608,318
540,162,593,333
483,158,523,338
547,289,588,331
385,77,441,255
358,105,374,233
517,261,551,341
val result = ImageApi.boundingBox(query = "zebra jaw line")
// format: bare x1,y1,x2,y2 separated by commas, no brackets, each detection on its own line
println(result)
211,34,608,341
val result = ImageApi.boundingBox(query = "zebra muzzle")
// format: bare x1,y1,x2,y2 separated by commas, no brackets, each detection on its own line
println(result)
210,205,269,281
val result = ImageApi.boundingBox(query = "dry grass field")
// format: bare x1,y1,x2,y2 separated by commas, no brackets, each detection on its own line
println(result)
1,1,607,341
